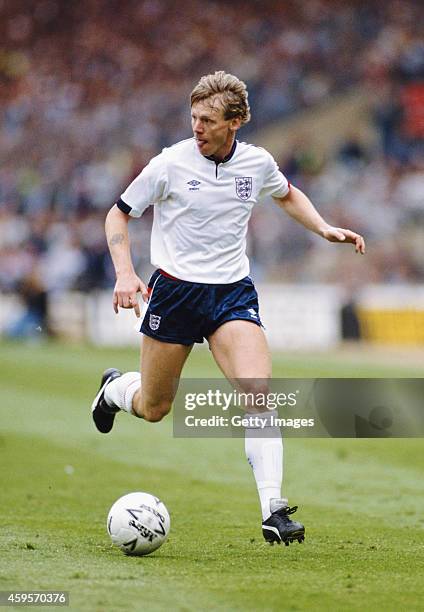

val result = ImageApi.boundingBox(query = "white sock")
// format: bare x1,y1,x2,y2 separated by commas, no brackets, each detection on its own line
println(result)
104,372,141,414
244,410,283,521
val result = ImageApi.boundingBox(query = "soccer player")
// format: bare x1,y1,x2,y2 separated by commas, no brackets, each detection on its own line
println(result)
91,71,365,546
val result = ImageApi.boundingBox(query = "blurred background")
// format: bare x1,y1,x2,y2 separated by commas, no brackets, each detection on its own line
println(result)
0,0,423,349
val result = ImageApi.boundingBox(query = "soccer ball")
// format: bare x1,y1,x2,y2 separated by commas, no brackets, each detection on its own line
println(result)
107,492,170,556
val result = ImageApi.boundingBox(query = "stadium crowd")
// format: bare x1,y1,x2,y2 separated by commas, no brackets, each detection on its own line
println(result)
0,0,423,336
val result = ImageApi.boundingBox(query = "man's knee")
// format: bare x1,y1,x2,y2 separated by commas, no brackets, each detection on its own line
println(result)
138,398,173,422
237,378,271,413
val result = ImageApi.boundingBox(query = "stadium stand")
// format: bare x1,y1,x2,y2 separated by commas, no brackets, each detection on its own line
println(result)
0,0,423,340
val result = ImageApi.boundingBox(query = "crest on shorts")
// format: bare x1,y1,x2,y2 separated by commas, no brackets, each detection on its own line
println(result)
149,314,161,331
235,177,252,200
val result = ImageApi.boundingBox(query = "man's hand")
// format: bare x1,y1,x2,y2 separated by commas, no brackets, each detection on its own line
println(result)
321,226,365,254
113,273,149,317
273,188,366,255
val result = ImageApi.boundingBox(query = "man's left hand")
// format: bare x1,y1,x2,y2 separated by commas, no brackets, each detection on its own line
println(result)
321,227,365,254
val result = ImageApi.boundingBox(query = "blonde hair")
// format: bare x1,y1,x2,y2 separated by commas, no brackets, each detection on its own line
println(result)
190,71,251,125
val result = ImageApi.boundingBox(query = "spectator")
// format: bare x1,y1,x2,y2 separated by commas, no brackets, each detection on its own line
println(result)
0,0,422,296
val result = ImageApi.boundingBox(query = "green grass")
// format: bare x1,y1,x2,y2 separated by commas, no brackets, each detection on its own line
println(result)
0,340,423,611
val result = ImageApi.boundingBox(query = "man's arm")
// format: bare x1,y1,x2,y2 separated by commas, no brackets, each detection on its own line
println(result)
105,204,148,316
273,186,365,254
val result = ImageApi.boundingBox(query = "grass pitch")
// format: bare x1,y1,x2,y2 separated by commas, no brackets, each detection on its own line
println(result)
0,341,423,611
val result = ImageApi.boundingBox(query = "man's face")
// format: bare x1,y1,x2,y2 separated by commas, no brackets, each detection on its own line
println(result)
191,95,240,159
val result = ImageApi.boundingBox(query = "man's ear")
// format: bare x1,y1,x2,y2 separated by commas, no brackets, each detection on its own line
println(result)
229,117,242,132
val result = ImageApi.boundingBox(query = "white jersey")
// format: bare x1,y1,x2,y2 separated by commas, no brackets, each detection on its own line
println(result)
119,138,289,283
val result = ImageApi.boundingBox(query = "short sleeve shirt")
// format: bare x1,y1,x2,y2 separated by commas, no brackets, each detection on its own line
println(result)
119,138,289,283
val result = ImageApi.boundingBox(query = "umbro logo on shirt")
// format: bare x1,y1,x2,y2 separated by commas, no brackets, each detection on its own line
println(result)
187,180,201,191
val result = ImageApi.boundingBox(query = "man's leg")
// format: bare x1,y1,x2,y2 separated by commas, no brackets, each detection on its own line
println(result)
209,320,280,517
92,336,192,431
208,319,272,380
208,320,304,544
136,336,193,421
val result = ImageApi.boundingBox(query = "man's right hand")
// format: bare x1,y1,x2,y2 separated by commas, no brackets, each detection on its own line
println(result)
113,273,149,317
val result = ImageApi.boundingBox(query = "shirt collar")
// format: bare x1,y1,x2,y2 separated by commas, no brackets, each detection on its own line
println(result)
204,139,238,164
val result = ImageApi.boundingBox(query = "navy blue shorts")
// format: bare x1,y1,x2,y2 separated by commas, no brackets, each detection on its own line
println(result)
140,269,262,345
